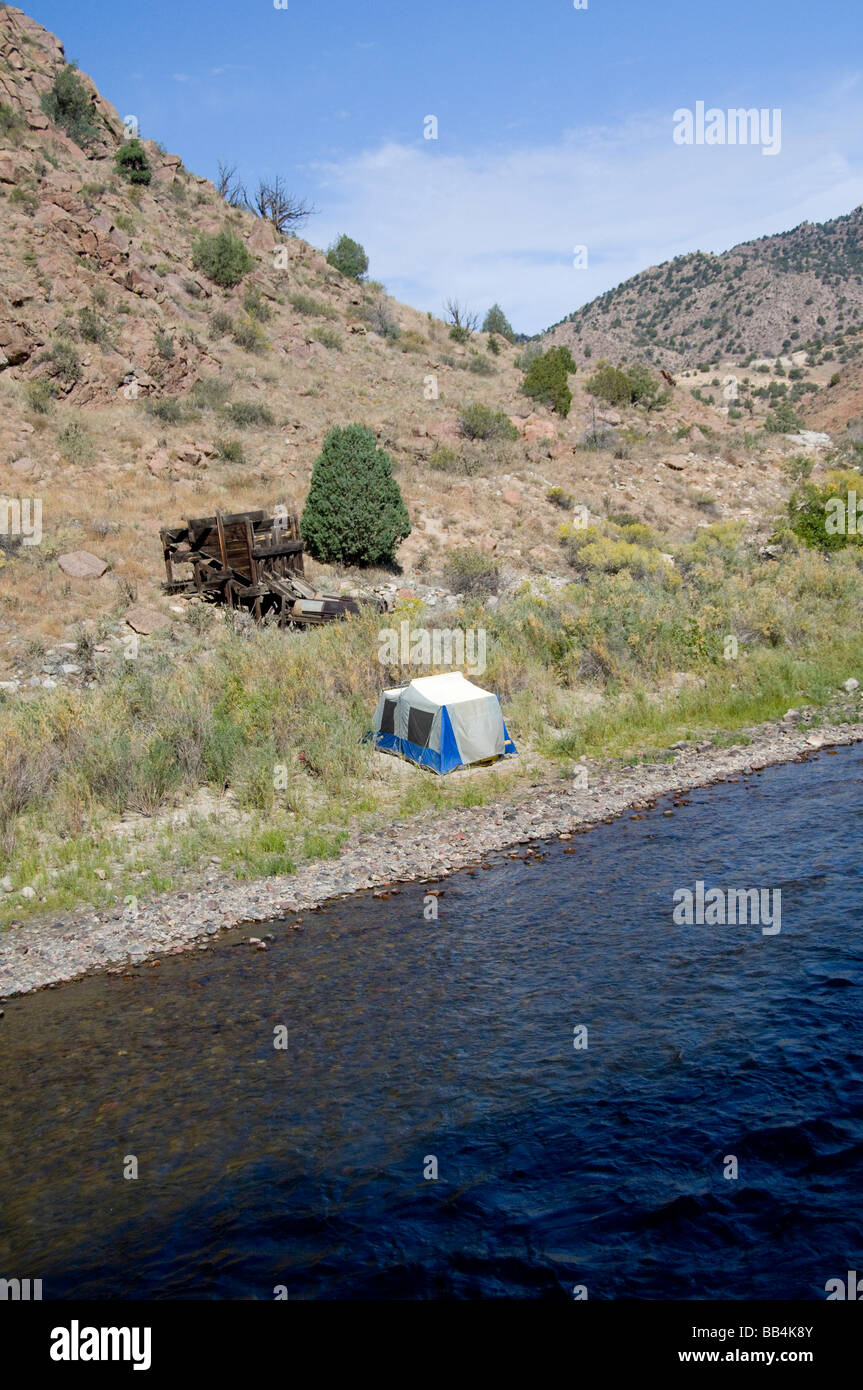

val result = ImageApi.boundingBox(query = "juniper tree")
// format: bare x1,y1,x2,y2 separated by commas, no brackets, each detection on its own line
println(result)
301,424,411,566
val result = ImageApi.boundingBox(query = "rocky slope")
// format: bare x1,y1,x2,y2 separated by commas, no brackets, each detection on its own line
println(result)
544,209,863,372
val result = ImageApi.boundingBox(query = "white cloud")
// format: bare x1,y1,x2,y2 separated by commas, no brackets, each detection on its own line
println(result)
305,87,863,335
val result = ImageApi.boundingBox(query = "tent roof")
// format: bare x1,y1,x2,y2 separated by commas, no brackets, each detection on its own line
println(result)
406,672,494,706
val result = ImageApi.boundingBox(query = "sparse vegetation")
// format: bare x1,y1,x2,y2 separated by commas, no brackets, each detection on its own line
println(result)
57,419,94,464
443,548,500,595
458,403,519,441
290,291,338,320
145,397,185,425
215,437,246,464
209,310,234,339
226,400,274,428
24,379,54,414
192,225,254,288
231,316,268,353
154,330,175,360
312,326,342,350
41,64,99,147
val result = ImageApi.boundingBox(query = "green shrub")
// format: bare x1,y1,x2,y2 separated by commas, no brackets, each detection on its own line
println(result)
114,139,152,186
312,326,342,350
146,397,184,425
290,291,338,319
467,354,496,376
562,527,664,578
155,330,175,360
487,335,500,356
449,324,469,344
0,102,24,143
426,444,483,476
242,286,273,322
443,548,500,595
57,420,94,464
190,376,232,410
547,486,574,509
458,403,518,441
787,471,863,552
231,316,268,353
522,346,577,416
192,226,254,288
482,303,514,340
209,310,234,339
326,234,369,281
226,400,274,428
301,424,411,566
41,65,99,148
586,362,667,411
24,380,54,414
8,186,37,216
216,438,246,464
764,400,803,433
365,298,400,340
43,339,82,386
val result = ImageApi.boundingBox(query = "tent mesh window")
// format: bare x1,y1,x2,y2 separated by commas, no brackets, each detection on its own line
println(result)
380,698,397,736
407,705,434,748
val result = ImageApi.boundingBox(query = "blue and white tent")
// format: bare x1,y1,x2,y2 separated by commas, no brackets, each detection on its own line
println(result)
371,672,517,774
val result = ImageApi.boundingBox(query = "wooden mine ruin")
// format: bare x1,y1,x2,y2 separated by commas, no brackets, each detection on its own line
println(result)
160,509,386,626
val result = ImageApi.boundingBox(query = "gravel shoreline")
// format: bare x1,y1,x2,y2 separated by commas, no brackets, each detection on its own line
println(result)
1,714,861,999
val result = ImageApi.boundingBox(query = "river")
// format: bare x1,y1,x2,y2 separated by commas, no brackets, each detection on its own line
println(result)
2,744,862,1299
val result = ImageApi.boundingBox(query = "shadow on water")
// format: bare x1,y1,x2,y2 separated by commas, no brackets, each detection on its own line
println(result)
2,746,863,1298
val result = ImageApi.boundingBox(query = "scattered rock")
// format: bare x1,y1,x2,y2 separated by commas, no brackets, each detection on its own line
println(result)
57,551,109,579
843,678,859,693
125,606,171,636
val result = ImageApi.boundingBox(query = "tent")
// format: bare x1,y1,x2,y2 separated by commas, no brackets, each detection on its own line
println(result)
371,671,517,774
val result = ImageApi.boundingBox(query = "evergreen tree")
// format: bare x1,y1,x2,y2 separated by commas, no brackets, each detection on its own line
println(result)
482,303,514,340
301,424,411,566
522,346,577,416
326,234,369,281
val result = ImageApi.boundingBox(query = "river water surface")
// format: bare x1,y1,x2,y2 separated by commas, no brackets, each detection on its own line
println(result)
2,745,862,1299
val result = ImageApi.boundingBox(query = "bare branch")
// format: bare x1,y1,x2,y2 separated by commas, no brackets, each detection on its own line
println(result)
252,176,316,236
216,160,248,208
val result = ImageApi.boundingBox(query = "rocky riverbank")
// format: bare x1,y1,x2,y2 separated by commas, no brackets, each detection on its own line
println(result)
1,712,861,999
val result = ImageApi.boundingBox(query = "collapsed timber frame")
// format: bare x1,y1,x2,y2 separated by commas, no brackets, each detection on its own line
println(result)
160,509,386,627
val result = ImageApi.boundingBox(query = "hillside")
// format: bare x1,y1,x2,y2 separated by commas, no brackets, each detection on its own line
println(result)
0,4,819,690
544,209,863,372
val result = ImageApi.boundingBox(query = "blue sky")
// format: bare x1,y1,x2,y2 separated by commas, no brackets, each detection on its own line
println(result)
23,0,863,333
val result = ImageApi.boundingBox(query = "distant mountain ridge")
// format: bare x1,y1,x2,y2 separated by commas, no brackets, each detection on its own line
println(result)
543,206,863,371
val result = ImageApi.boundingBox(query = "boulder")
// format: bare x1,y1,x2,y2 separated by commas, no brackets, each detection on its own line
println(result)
58,551,109,579
125,606,170,635
147,449,171,474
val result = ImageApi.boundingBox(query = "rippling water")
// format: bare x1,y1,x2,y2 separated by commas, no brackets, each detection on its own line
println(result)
2,745,863,1299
